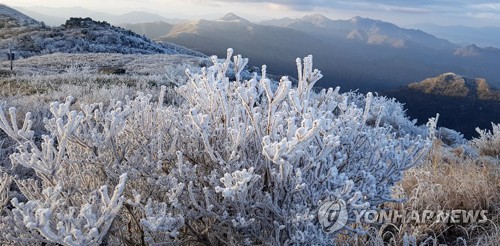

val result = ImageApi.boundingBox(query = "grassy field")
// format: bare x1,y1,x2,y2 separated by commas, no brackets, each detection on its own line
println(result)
0,53,206,126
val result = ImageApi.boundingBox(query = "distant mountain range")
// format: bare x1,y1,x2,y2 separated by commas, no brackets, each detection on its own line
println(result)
153,13,334,85
123,13,500,92
260,14,456,50
14,5,500,51
384,73,500,138
410,23,500,48
0,5,203,58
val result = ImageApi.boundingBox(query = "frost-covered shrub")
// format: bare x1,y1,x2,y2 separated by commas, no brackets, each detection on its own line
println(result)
472,123,500,159
346,92,427,137
436,127,467,147
0,49,431,245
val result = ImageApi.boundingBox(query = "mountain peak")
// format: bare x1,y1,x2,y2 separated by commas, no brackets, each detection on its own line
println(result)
437,72,467,84
218,13,249,23
350,16,393,27
454,44,483,57
301,13,330,23
440,72,460,78
409,72,471,97
350,16,368,23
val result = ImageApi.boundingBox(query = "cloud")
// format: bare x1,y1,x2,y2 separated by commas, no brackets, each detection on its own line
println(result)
378,5,433,14
469,3,500,12
205,0,333,11
210,0,419,12
464,3,500,21
210,0,494,13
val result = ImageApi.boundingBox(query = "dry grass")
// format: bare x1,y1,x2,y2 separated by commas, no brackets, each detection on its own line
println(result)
0,78,45,96
383,141,500,245
339,140,500,245
400,142,500,212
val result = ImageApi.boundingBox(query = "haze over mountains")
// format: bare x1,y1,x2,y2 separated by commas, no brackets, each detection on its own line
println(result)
122,13,500,92
410,23,500,48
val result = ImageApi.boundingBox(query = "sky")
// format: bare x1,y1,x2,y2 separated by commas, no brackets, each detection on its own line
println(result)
4,0,500,27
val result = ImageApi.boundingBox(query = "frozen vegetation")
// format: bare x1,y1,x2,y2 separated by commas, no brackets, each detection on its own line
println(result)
0,50,498,245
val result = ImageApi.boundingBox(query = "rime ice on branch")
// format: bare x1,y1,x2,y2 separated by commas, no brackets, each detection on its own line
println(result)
0,48,433,245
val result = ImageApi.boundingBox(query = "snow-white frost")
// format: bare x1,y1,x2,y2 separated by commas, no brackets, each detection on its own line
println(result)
215,167,260,200
0,49,434,244
10,173,127,246
472,122,500,160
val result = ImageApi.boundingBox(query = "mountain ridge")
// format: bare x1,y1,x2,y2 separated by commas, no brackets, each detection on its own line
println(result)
150,13,500,91
154,13,341,86
262,14,457,50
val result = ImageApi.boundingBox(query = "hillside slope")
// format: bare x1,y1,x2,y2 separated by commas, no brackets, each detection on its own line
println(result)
0,4,39,27
121,21,173,39
0,5,204,59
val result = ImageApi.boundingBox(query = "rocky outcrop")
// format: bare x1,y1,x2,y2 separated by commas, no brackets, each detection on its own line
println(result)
408,73,500,100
